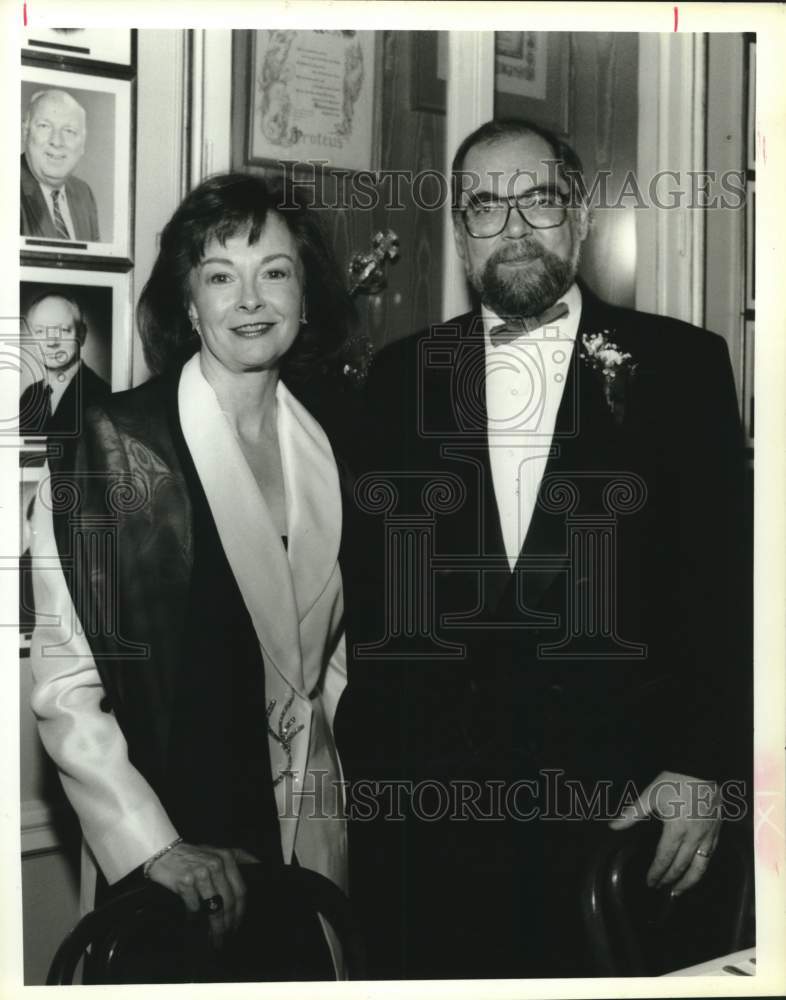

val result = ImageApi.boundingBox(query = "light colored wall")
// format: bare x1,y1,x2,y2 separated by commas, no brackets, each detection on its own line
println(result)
22,851,81,985
19,653,82,985
569,32,639,309
704,33,747,415
131,30,188,385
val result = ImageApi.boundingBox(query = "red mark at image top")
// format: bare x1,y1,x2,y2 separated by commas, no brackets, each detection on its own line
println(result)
674,6,679,31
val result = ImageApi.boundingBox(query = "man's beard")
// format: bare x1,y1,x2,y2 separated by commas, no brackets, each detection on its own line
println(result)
471,241,578,319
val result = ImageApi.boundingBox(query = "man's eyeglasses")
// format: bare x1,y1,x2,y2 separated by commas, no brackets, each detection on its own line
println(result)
461,191,569,238
30,325,74,339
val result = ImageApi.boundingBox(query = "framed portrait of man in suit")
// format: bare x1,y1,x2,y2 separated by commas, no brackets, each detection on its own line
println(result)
19,67,133,266
18,268,132,451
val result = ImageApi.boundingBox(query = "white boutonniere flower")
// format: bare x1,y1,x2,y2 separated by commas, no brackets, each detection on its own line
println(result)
581,331,638,423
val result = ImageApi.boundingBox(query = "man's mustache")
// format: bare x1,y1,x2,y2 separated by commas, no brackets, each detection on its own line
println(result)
490,242,545,266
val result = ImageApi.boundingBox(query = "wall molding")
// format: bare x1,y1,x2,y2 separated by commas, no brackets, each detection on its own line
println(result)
131,30,189,384
21,800,59,855
190,28,233,185
704,33,747,416
636,34,707,326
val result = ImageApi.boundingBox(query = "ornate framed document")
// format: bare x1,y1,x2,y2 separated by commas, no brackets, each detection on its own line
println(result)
240,29,380,173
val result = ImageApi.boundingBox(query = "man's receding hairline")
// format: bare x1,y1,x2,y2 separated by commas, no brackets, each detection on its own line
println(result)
458,129,562,175
27,294,82,326
25,89,87,129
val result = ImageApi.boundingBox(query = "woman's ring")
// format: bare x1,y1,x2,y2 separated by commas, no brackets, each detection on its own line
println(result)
695,847,712,859
201,894,224,914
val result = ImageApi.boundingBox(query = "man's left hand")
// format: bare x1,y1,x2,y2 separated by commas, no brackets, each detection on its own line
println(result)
608,770,721,895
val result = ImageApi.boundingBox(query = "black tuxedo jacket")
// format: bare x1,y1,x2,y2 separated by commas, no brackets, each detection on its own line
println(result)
340,284,747,785
20,154,100,242
335,285,750,977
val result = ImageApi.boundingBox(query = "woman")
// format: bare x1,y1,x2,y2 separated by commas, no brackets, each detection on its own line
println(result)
29,173,355,979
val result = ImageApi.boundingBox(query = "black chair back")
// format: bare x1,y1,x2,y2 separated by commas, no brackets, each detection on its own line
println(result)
47,864,366,984
580,821,754,976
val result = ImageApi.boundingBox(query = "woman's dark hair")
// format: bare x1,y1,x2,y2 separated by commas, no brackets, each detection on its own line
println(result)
137,172,355,383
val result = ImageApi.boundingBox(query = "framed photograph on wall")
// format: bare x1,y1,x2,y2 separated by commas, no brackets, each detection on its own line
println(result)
20,65,134,267
238,29,381,173
494,31,571,135
18,267,132,446
22,28,136,76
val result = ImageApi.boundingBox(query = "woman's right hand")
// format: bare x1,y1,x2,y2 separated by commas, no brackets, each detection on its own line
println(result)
146,843,259,947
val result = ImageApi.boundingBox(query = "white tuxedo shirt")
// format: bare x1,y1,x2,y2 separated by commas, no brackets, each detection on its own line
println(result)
482,283,581,569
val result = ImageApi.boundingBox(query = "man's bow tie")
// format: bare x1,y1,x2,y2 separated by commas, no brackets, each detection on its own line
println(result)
489,301,569,347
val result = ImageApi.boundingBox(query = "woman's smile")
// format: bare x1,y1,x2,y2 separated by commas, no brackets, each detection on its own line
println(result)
187,215,304,374
230,321,276,337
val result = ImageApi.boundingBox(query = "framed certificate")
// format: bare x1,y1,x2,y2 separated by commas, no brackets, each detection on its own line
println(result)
237,30,381,173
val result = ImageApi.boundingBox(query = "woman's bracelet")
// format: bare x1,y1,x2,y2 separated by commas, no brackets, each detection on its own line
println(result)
142,836,183,879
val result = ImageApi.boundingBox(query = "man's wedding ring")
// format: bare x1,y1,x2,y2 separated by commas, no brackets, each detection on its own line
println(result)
695,847,712,859
201,894,224,914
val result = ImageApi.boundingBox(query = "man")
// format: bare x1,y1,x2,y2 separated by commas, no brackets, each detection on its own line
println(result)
19,292,109,444
337,119,750,978
20,89,100,242
19,292,109,651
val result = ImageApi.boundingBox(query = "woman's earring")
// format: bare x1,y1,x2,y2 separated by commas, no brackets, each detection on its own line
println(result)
190,314,201,337
300,300,307,325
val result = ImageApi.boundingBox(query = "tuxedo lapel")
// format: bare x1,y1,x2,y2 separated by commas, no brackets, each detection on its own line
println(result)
428,303,621,616
166,360,343,869
505,350,578,610
443,314,566,614
442,321,511,609
494,292,622,613
177,355,304,695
